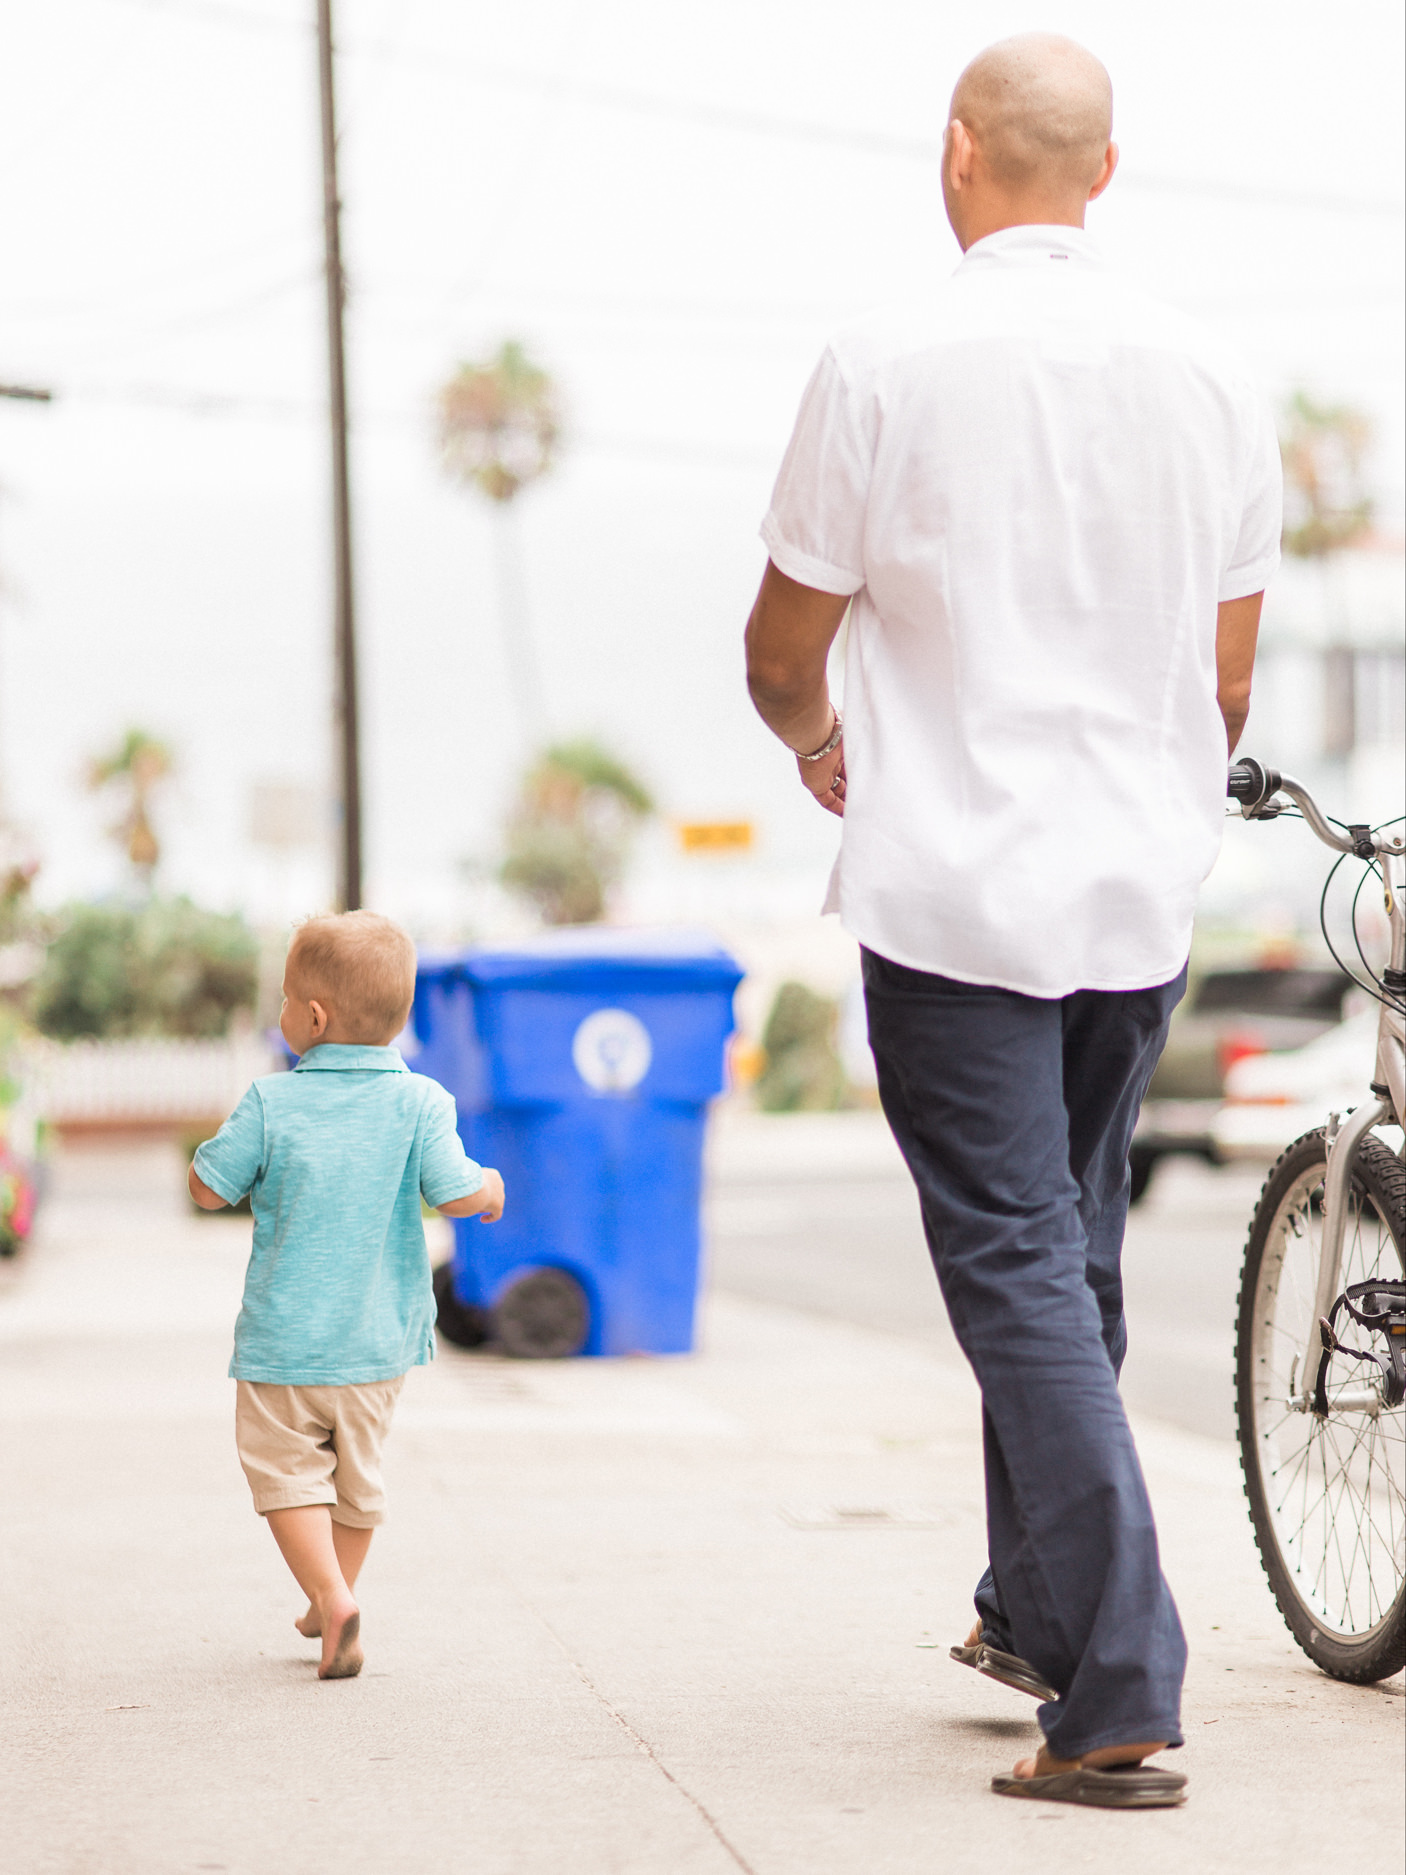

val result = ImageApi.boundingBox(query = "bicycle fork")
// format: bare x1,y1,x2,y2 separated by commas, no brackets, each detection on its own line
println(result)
1297,849,1406,1417
1298,1097,1394,1416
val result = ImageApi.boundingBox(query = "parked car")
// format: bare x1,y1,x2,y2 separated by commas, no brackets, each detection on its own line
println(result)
1129,966,1355,1202
1214,1009,1390,1162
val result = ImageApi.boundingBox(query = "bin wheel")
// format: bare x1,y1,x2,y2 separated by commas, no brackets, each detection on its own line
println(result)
493,1268,590,1360
432,1262,491,1349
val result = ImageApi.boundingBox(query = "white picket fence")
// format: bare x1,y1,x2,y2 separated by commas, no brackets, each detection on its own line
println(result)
18,1034,281,1132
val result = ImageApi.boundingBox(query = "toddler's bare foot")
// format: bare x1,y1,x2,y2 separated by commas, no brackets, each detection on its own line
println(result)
295,1605,321,1639
318,1600,362,1680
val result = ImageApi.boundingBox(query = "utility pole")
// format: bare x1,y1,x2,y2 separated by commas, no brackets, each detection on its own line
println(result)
316,0,362,911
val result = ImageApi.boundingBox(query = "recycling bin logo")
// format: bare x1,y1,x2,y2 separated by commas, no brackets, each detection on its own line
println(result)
572,1007,652,1093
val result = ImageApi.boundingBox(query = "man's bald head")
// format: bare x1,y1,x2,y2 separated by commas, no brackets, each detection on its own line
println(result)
950,34,1112,196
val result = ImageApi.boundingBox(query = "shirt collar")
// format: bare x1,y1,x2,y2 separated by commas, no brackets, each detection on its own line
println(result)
292,1043,408,1072
960,224,1104,271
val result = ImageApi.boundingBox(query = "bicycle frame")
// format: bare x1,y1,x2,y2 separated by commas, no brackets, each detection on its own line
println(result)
1231,764,1405,1417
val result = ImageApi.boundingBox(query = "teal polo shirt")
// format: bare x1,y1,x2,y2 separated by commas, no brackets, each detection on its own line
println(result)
193,1044,483,1385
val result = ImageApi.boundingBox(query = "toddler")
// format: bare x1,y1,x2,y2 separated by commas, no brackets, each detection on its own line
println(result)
189,910,503,1679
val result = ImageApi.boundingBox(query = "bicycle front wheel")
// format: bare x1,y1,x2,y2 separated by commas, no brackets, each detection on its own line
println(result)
1235,1125,1405,1681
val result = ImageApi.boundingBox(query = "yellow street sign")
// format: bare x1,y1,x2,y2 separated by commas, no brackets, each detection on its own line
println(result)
677,821,754,853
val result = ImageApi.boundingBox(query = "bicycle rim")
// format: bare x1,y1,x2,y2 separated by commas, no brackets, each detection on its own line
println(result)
1240,1131,1405,1666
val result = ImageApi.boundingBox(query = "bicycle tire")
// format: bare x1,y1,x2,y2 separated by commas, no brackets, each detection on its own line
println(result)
1235,1126,1405,1682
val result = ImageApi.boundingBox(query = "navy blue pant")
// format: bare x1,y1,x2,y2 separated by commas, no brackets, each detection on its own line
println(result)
862,948,1188,1760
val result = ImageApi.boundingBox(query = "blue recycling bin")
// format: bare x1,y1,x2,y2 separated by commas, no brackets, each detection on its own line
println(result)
412,928,743,1359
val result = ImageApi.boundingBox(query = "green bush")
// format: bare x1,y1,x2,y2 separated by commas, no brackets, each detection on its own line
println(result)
754,981,848,1112
30,898,259,1041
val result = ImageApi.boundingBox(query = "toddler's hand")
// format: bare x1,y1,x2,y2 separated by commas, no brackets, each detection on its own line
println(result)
475,1168,505,1223
435,1169,506,1222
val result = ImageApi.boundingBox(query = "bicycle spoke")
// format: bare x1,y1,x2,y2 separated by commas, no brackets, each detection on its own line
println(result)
1323,1429,1374,1625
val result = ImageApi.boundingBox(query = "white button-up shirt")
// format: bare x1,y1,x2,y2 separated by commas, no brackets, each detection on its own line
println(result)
762,224,1282,998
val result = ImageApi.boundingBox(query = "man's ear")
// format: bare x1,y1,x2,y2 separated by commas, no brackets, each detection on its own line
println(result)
307,998,330,1037
1088,141,1119,203
946,119,974,193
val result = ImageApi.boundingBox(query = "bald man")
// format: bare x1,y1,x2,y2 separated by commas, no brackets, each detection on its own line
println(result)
747,35,1280,1809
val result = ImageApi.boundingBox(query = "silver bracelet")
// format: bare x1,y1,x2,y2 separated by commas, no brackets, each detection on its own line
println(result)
794,710,843,761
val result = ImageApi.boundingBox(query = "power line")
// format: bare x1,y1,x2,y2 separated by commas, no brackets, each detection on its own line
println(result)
64,365,1406,435
13,257,1404,365
0,222,317,321
60,380,780,466
92,0,1406,219
100,0,298,35
11,257,1401,366
75,382,314,418
76,268,318,362
363,273,1406,338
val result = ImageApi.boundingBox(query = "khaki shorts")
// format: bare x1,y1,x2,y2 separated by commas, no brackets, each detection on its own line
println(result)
234,1376,406,1527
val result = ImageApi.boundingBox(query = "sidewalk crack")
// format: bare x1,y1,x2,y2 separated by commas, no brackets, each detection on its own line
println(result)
531,1608,758,1875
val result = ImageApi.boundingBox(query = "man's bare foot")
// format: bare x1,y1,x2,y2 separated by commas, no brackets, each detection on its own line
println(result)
295,1605,321,1639
318,1600,363,1680
964,1619,982,1648
1010,1740,1169,1780
994,1740,1185,1807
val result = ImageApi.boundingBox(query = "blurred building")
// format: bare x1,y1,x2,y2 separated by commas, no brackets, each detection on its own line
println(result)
1203,540,1405,944
1249,541,1405,814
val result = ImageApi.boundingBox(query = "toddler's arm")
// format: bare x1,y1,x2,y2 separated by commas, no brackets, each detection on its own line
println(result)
190,1087,263,1214
437,1169,504,1223
188,1164,231,1210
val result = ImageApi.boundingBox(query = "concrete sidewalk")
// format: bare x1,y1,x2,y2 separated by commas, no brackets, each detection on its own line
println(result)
1,1145,1401,1875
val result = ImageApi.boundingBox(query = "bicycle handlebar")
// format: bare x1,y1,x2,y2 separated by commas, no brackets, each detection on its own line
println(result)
1227,757,1280,811
1227,758,1399,859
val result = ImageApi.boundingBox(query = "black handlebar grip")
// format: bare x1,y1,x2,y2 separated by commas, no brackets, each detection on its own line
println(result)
1227,757,1282,812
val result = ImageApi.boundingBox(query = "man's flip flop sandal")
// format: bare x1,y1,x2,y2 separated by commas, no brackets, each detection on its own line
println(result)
949,1640,1058,1704
991,1763,1187,1809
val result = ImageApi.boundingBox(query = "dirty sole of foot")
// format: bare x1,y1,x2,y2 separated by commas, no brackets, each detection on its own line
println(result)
319,1611,363,1681
991,1764,1187,1809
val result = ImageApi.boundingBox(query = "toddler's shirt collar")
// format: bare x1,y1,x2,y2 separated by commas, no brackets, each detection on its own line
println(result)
292,1043,408,1073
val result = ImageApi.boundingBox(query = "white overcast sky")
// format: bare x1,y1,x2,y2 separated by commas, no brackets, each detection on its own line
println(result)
1,0,1402,929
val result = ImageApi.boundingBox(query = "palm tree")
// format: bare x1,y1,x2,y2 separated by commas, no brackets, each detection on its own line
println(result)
87,728,172,888
437,341,562,742
501,739,653,926
1278,394,1376,764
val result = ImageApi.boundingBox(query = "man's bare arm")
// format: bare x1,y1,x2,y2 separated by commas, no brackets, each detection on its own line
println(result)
744,561,852,816
1216,591,1264,756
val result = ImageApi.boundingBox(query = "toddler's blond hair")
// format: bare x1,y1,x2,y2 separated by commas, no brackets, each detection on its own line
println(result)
286,911,417,1043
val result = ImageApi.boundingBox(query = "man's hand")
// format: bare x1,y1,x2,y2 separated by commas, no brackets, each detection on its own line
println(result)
745,560,851,813
798,748,847,817
437,1169,505,1223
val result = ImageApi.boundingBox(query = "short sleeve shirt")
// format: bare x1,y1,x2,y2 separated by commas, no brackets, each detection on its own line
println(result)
193,1044,483,1384
762,224,1283,997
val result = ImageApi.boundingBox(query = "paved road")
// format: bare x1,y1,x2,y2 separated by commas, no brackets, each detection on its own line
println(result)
704,1110,1271,1443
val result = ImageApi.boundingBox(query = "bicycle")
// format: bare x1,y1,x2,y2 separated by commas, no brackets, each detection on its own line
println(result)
1227,757,1405,1683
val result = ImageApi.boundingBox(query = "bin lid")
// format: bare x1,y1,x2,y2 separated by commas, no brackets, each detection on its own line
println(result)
419,926,743,994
